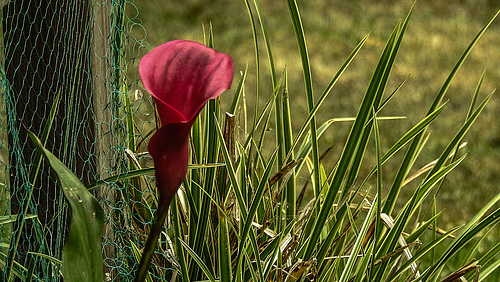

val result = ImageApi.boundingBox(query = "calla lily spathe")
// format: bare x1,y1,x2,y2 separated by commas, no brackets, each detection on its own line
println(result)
139,39,234,206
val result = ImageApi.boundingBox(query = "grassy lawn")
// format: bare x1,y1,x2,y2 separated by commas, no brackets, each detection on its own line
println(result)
127,0,500,230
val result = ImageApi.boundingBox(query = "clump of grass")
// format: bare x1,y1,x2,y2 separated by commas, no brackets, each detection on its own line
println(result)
131,1,500,281
132,0,500,228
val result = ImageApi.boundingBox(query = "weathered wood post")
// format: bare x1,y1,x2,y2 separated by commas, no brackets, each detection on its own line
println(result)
0,8,11,245
91,0,116,278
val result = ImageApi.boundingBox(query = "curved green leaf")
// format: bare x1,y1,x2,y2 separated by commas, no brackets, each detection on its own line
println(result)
28,131,104,282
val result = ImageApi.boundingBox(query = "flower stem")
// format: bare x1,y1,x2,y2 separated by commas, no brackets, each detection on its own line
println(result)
134,202,169,282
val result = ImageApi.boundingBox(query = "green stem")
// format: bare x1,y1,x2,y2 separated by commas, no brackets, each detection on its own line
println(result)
134,203,169,282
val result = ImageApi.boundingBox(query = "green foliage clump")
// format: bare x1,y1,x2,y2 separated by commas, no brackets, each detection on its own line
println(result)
124,2,499,281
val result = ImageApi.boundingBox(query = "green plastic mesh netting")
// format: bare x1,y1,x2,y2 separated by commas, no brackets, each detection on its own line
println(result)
0,0,166,280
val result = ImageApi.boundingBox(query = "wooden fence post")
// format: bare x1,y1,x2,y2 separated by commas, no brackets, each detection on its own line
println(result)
0,9,11,245
91,0,116,278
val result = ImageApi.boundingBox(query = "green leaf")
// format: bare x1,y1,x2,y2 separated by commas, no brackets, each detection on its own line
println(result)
315,204,348,268
0,250,40,281
420,193,500,280
302,11,406,261
236,148,277,280
422,91,493,185
339,195,378,282
353,241,375,282
27,131,104,282
251,0,277,87
180,239,217,282
28,252,62,266
360,102,447,191
383,8,499,218
479,259,500,281
0,214,37,226
171,197,190,282
373,154,467,280
285,34,369,163
472,240,500,278
287,0,321,202
130,240,154,282
229,64,247,115
404,211,444,244
86,163,225,191
388,225,461,281
218,211,232,282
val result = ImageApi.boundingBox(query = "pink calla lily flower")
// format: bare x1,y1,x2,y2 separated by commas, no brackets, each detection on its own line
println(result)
135,40,233,281
140,39,234,207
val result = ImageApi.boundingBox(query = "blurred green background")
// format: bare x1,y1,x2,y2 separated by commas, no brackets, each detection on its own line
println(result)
127,0,500,229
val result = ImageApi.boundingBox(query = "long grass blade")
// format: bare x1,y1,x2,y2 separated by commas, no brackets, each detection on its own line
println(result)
252,0,277,87
286,0,321,200
373,107,383,263
428,10,499,115
420,192,500,280
382,8,499,219
243,0,261,129
243,75,282,149
466,69,485,121
187,96,221,277
285,34,369,163
302,16,402,261
237,149,277,270
215,121,246,216
404,211,445,244
343,4,413,196
218,211,232,282
479,259,500,282
315,204,348,267
229,64,247,115
281,70,296,226
422,91,493,185
215,118,253,281
86,164,225,190
388,226,460,282
373,154,467,280
246,224,265,280
467,240,500,280
353,241,375,282
130,241,153,282
5,89,62,280
179,239,217,282
338,195,378,282
171,197,190,282
0,250,41,281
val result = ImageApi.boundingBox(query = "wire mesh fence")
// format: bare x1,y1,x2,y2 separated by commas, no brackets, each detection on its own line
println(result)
0,0,163,280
